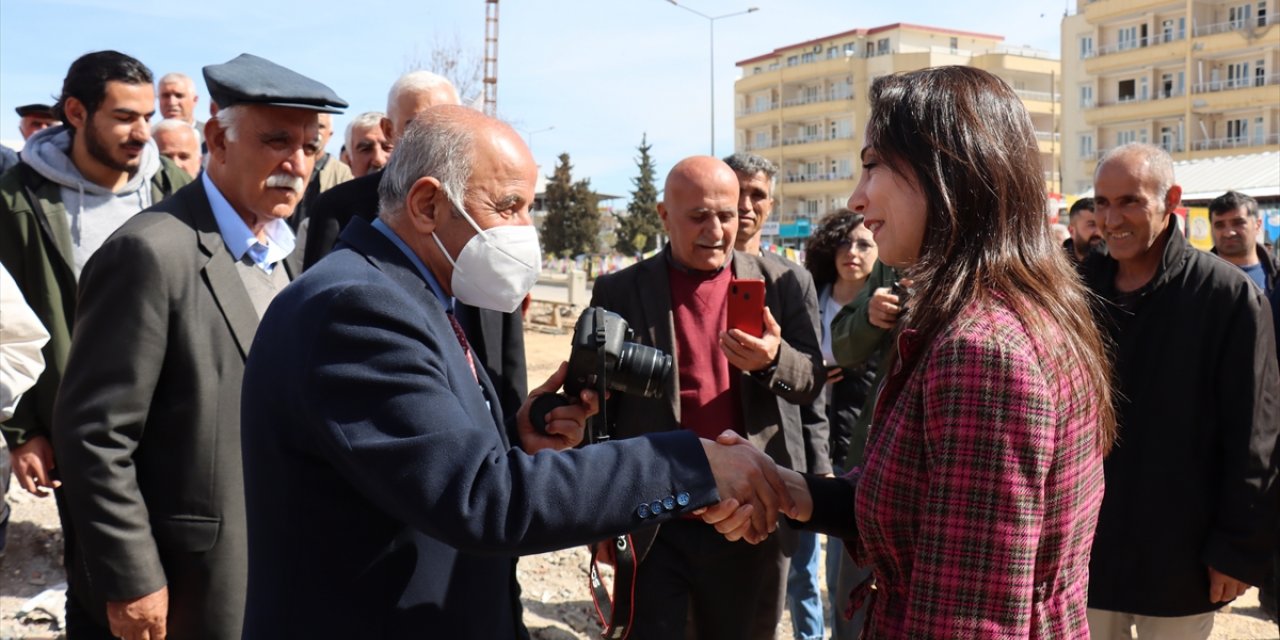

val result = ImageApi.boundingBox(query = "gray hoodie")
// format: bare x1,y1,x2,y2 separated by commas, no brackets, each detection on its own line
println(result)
22,125,160,276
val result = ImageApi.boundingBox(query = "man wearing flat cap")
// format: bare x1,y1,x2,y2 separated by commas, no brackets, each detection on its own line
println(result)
52,53,345,640
0,104,63,175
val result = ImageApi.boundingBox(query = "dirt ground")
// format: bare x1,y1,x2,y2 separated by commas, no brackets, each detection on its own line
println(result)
2,325,1276,639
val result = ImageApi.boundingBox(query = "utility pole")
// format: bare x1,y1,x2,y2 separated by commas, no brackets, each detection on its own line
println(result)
483,0,499,117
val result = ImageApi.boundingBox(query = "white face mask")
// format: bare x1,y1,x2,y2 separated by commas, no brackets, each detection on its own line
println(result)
431,192,541,313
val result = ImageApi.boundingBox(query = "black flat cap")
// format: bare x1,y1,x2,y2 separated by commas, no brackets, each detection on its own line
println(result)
15,104,55,118
202,53,347,114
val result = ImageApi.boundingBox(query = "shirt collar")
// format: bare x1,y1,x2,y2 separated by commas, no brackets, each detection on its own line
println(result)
201,171,296,273
371,218,452,311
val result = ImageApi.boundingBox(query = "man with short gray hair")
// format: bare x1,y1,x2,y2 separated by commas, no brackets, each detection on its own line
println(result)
1082,143,1278,639
238,105,793,637
345,110,392,178
152,118,201,178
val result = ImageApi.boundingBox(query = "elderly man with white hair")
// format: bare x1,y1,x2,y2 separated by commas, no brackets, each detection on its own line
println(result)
152,118,202,178
344,110,392,178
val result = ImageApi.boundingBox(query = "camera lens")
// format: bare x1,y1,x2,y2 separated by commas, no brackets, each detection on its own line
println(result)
611,342,672,399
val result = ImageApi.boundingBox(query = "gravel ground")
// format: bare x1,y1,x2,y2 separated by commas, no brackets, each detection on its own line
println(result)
2,324,1276,639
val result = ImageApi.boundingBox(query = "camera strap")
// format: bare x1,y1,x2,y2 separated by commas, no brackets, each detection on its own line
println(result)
588,534,638,639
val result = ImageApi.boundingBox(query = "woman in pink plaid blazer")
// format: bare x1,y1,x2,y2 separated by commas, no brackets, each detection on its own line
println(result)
704,66,1117,638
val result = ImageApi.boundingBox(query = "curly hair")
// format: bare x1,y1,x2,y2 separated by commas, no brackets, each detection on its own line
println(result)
803,209,864,289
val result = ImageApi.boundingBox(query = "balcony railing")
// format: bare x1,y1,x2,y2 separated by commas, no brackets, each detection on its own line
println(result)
1035,131,1062,142
1193,132,1280,151
1094,88,1186,107
782,91,854,108
737,101,779,116
1193,14,1279,37
784,172,854,184
743,140,774,152
1192,73,1280,94
782,132,856,146
1088,32,1185,58
1015,89,1056,102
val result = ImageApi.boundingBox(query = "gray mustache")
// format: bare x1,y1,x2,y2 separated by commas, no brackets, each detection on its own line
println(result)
265,174,305,193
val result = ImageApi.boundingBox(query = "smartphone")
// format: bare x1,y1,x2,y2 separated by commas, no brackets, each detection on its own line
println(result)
727,279,766,338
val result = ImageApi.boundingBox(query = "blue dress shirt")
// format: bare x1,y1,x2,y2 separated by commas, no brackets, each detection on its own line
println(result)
201,172,296,273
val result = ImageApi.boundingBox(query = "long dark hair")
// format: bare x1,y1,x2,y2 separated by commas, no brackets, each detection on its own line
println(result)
866,66,1115,452
804,209,865,289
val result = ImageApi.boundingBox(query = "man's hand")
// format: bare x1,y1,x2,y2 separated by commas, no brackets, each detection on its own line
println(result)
11,435,60,497
825,365,845,384
700,465,813,543
1208,566,1251,603
515,361,599,454
699,430,796,542
867,288,903,330
720,307,782,372
107,586,168,640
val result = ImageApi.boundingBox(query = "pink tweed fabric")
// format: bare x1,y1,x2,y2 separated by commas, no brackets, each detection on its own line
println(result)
853,301,1104,639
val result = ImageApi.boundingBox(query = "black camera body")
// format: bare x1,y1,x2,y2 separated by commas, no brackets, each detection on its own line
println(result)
531,307,672,443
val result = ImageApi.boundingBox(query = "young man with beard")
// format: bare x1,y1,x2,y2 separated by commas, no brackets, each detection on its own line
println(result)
1064,196,1104,264
1209,190,1278,295
51,53,344,640
0,50,190,635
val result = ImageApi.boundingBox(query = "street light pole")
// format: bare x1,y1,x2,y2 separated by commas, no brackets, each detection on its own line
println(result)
521,125,555,162
666,1,758,156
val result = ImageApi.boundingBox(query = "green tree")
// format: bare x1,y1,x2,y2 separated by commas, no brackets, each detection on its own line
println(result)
541,153,600,257
615,134,663,255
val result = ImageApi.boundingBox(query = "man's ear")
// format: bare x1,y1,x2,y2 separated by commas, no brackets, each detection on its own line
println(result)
1164,184,1182,214
63,97,88,132
380,117,394,144
657,201,668,223
204,120,228,164
405,176,443,235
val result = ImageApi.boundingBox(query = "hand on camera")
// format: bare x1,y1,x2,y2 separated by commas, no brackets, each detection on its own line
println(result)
516,361,599,453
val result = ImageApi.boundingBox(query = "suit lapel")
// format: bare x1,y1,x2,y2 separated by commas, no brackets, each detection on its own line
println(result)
636,255,680,423
191,182,260,360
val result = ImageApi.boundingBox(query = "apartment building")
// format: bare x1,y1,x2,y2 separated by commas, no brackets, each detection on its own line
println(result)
1061,0,1280,195
734,23,1062,246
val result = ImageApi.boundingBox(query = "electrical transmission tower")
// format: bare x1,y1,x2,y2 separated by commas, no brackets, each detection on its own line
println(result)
483,0,499,117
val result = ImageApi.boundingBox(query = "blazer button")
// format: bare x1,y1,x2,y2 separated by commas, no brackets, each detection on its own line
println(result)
650,500,664,515
676,492,691,507
637,503,651,519
662,496,676,511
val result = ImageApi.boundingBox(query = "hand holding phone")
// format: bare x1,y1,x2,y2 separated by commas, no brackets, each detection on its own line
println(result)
727,279,766,338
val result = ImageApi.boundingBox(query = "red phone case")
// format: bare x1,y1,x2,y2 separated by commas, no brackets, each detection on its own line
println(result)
727,279,766,338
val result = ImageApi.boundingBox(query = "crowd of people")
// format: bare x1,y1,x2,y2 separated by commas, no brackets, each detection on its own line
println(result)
0,49,1276,640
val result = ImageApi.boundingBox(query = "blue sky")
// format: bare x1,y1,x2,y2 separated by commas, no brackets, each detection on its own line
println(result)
0,0,1069,200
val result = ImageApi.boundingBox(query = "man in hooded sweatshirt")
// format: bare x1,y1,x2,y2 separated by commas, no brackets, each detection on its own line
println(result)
0,50,189,635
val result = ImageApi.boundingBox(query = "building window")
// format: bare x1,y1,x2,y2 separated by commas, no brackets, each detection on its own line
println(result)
801,52,816,64
1256,60,1267,86
1229,4,1252,29
768,62,780,71
1080,85,1094,107
1118,79,1136,102
844,42,857,55
1117,130,1137,145
753,66,762,75
1161,19,1176,42
805,200,820,216
1228,61,1250,89
1159,126,1177,152
1254,117,1265,145
949,37,959,53
787,55,798,67
1259,0,1269,26
1117,26,1138,50
1080,35,1094,59
1226,118,1248,143
876,38,890,55
827,47,838,59
865,42,875,57
754,131,769,149
1080,134,1094,158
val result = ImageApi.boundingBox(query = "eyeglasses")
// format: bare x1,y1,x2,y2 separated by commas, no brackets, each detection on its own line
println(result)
836,238,875,253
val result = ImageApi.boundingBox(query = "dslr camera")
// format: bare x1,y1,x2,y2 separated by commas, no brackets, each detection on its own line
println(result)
531,307,672,443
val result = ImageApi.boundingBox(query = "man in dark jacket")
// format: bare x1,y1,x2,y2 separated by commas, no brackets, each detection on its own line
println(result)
1208,190,1279,295
1083,143,1278,639
0,51,190,636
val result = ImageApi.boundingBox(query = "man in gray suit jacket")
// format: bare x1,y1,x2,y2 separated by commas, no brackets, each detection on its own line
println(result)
589,156,826,640
51,54,346,640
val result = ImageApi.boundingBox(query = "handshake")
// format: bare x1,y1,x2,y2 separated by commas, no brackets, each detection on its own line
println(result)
695,431,813,544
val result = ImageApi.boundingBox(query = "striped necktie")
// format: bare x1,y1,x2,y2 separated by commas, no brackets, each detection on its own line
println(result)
446,310,478,381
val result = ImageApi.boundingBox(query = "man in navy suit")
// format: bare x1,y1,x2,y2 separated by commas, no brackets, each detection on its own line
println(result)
239,105,793,638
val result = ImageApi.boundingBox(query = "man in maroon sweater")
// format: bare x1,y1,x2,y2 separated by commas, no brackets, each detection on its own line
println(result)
590,156,826,639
